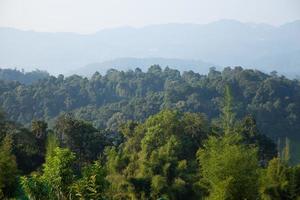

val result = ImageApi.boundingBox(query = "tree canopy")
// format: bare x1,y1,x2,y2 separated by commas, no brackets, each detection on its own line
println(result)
0,66,300,199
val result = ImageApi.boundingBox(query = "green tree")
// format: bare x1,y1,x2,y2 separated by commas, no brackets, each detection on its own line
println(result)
45,132,60,159
221,85,235,135
71,161,109,200
55,114,107,167
31,120,48,139
42,147,76,199
21,173,52,200
237,116,277,162
105,110,207,200
0,135,18,198
197,133,260,200
259,140,300,200
31,120,49,164
259,158,289,200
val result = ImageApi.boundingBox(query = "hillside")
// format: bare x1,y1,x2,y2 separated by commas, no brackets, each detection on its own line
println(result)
0,66,299,141
1,66,300,199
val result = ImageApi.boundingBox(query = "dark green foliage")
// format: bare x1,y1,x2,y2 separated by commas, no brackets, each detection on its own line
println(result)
31,120,48,155
0,112,44,174
54,114,109,167
21,174,52,200
237,116,277,162
11,127,44,173
0,135,18,198
0,68,49,84
0,66,299,143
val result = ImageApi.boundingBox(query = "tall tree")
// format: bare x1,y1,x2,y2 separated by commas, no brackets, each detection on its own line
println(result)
221,85,236,135
31,120,48,157
105,110,208,200
70,161,109,200
55,114,107,167
197,133,260,200
237,116,277,162
42,147,76,199
259,158,289,199
0,135,18,198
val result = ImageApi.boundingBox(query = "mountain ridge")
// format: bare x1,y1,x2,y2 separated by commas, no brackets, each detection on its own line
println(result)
69,57,217,77
0,19,299,77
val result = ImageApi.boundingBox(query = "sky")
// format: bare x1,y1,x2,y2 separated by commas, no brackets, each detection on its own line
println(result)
0,0,300,33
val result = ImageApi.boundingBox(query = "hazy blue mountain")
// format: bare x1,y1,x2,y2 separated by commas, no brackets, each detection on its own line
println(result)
70,57,217,76
0,19,299,76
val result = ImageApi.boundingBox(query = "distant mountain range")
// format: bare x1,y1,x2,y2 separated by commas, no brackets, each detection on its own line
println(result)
0,19,299,77
70,57,217,76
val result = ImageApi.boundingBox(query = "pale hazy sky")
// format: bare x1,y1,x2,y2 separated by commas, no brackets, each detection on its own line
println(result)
0,0,299,33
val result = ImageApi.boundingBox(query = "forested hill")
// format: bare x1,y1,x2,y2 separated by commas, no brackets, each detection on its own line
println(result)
0,66,299,141
1,66,300,199
0,68,49,84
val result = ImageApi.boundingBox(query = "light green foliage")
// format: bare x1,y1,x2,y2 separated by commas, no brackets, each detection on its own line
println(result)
22,146,76,200
105,110,208,199
221,85,236,135
71,161,109,200
259,156,300,199
45,133,59,158
42,147,76,199
105,147,132,199
20,133,58,199
259,137,298,200
197,133,260,200
22,134,110,200
151,175,167,198
260,158,289,200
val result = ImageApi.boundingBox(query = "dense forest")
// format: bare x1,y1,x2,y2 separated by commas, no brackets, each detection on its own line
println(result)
0,66,300,199
0,66,299,139
1,83,300,199
0,69,49,85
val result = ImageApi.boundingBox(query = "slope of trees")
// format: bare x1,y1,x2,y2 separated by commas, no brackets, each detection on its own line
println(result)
1,85,300,199
0,66,299,141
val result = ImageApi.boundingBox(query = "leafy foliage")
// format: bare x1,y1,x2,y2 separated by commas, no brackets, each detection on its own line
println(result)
197,133,260,200
1,67,300,199
0,66,299,142
0,135,18,198
70,161,109,200
0,68,49,85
